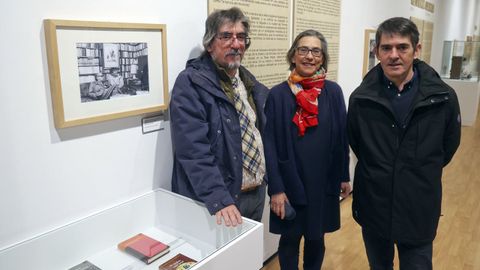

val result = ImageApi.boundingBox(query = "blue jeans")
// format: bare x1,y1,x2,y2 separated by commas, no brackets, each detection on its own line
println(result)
362,228,433,270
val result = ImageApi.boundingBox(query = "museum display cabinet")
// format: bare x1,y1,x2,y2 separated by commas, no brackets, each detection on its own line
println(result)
0,189,264,270
441,40,480,126
440,40,480,81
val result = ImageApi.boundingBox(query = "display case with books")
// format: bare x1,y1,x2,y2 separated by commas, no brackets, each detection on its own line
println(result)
0,189,264,270
440,40,480,81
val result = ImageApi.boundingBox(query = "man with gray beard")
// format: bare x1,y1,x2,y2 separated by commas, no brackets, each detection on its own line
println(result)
170,7,268,227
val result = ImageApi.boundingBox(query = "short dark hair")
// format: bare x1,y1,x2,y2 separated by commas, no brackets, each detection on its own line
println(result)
202,7,251,51
286,29,329,72
376,17,420,49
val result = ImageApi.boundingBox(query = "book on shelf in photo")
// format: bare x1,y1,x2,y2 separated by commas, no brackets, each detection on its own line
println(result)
68,260,102,270
158,253,197,270
118,233,170,264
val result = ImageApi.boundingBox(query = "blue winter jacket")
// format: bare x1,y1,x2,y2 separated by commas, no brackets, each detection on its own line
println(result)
170,53,269,215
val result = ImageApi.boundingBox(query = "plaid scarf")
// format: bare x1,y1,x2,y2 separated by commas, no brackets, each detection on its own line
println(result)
232,77,261,175
288,69,326,136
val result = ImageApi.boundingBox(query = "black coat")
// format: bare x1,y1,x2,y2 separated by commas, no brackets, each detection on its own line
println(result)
265,80,350,238
347,60,461,244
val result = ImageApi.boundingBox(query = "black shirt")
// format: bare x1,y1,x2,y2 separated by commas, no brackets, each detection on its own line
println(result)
383,69,419,127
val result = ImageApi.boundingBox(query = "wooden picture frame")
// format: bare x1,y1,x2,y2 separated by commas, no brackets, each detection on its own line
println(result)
44,19,169,128
362,29,378,77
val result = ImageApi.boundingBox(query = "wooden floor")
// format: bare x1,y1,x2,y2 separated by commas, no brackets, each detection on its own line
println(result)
262,111,480,270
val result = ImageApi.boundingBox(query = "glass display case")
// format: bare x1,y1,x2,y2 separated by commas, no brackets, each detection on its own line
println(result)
440,40,480,81
0,189,264,270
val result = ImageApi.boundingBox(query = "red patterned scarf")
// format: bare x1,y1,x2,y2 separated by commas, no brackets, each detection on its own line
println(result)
288,69,326,136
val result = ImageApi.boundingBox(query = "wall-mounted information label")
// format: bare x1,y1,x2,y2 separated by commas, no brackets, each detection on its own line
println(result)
142,114,165,134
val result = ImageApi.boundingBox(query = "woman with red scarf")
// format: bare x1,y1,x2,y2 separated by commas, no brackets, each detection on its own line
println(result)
264,30,351,269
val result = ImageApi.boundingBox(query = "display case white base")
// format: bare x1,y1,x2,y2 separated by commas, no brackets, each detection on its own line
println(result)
444,78,480,126
0,189,263,270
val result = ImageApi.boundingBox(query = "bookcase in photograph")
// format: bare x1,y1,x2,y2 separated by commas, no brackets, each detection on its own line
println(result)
76,43,148,85
77,43,102,84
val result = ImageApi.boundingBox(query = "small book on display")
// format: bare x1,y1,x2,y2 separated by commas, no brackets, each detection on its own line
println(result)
158,253,197,270
118,233,170,264
68,260,102,270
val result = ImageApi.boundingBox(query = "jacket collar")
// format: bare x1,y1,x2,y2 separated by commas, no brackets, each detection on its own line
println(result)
187,53,221,89
187,53,260,102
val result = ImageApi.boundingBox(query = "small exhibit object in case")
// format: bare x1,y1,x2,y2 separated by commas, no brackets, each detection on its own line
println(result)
118,233,170,264
159,253,197,270
68,260,102,270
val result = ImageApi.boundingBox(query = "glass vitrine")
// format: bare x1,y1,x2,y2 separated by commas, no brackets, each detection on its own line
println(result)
441,40,480,81
0,189,264,270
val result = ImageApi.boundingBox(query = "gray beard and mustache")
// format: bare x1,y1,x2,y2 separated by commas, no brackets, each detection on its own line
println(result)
213,50,243,70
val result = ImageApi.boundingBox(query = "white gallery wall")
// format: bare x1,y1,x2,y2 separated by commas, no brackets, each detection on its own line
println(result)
0,0,207,250
337,0,437,99
338,0,480,98
430,0,480,72
0,0,476,253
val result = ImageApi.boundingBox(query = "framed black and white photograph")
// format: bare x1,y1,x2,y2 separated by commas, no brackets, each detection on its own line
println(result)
77,42,149,103
44,19,168,128
362,29,379,77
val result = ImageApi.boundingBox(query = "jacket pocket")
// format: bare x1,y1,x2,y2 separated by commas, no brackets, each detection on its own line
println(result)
412,105,445,164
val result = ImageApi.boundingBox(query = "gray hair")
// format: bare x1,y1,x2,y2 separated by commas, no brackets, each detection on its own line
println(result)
286,29,329,72
376,17,420,49
202,7,251,51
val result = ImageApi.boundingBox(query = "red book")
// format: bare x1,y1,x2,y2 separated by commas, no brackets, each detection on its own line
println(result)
118,233,170,264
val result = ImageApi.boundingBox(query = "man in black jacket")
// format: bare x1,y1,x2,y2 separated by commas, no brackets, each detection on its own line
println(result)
347,17,461,269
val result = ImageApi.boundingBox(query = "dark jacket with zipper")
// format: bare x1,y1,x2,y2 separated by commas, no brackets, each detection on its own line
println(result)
347,59,461,244
170,53,268,215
